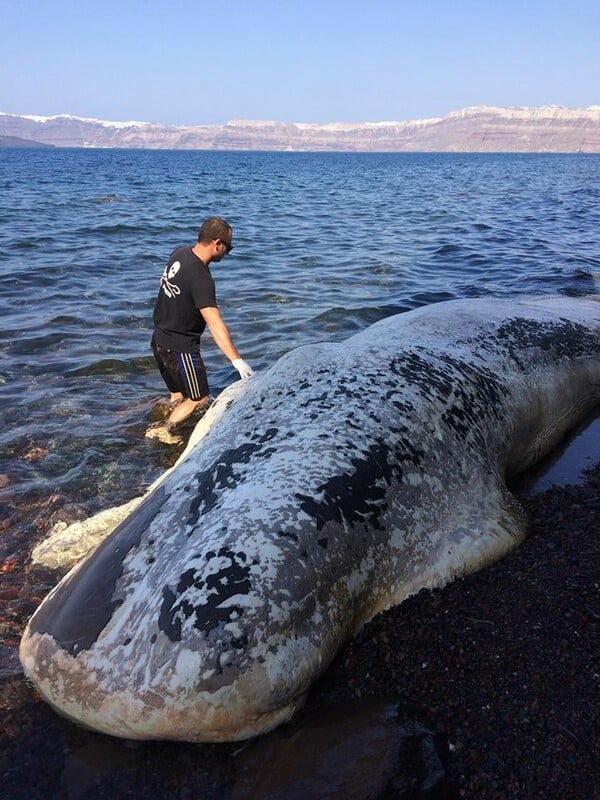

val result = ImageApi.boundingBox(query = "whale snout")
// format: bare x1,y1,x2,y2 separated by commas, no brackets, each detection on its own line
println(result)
20,612,315,742
20,545,324,742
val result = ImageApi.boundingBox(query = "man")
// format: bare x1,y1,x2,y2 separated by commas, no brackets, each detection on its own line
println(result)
147,217,253,440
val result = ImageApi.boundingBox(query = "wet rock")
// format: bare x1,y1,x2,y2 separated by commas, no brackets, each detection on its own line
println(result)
148,398,171,422
23,446,49,463
0,644,21,681
231,697,456,800
62,741,140,800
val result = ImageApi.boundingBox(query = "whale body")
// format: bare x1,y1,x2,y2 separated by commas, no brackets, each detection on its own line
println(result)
20,295,600,742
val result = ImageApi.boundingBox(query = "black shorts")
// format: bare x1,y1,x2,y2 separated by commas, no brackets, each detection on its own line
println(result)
151,337,209,401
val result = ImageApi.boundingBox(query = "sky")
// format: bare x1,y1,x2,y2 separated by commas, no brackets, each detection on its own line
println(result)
1,0,598,126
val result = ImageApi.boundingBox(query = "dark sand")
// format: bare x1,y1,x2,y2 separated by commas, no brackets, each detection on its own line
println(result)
1,462,598,799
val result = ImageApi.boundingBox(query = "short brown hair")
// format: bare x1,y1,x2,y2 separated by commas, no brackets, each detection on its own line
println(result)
198,217,232,243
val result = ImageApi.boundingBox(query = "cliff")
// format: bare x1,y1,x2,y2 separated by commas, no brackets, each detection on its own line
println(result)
1,106,599,152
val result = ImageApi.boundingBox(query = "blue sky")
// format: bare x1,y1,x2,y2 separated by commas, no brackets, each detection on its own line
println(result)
1,0,598,125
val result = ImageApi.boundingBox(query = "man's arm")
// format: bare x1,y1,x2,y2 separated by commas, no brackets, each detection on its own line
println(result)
200,306,253,378
200,306,240,360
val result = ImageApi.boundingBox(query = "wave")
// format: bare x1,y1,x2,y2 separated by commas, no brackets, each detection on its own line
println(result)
308,303,413,332
67,355,157,378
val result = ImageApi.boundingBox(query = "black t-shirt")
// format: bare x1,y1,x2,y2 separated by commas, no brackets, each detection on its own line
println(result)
152,246,217,352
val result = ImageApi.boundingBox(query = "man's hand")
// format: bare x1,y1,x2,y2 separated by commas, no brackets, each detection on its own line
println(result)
231,358,254,379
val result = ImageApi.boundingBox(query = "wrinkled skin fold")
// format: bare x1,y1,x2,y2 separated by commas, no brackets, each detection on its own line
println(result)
20,295,600,742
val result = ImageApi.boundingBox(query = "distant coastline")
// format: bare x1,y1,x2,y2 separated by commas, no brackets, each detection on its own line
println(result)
0,134,54,148
1,106,599,152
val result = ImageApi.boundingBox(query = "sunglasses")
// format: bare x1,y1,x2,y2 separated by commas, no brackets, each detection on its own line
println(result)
220,239,233,254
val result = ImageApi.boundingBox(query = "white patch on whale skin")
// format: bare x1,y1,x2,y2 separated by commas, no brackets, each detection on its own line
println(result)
20,295,600,742
174,649,202,687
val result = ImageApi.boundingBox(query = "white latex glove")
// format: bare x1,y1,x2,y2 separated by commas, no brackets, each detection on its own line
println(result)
231,358,254,379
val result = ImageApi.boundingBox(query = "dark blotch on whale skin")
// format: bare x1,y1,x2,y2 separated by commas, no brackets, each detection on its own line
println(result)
27,488,167,655
294,352,509,539
296,441,400,532
494,317,600,370
187,429,279,527
159,546,252,645
390,350,506,448
187,444,260,523
301,391,336,409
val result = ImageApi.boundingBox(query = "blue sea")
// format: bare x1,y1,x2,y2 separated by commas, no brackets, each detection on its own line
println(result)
1,148,599,572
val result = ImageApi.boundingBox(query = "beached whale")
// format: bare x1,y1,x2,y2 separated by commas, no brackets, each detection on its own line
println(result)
20,295,600,742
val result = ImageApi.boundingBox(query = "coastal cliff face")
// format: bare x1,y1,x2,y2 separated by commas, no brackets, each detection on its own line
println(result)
1,106,599,151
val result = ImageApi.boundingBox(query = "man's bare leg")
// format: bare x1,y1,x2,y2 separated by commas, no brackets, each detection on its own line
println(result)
168,396,210,428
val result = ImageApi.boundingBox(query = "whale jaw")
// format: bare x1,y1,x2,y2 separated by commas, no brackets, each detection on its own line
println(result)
19,628,307,743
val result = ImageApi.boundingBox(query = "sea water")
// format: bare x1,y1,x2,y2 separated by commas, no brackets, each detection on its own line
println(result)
0,148,599,565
